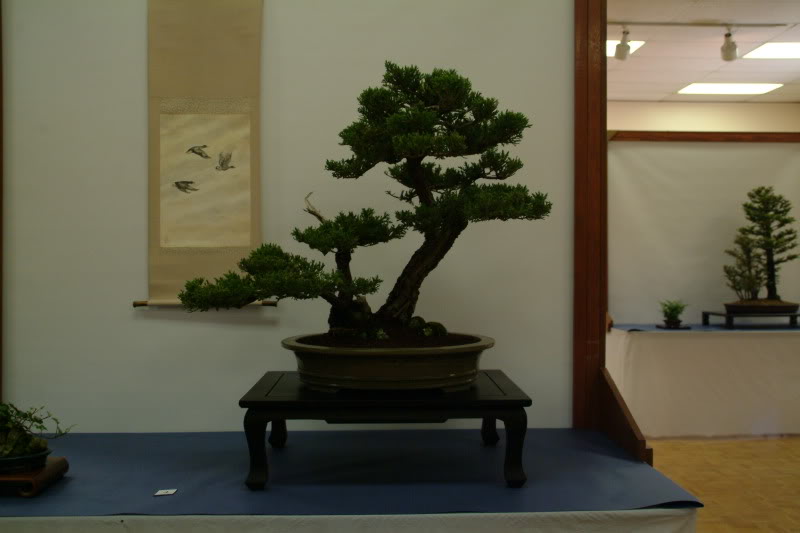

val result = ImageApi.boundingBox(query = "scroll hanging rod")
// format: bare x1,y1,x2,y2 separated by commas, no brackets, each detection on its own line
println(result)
133,299,277,308
607,21,789,28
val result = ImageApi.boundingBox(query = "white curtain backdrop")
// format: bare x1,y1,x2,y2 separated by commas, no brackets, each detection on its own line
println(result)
608,142,800,324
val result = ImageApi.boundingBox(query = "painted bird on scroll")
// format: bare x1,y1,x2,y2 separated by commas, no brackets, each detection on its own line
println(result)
216,152,235,171
174,180,199,193
186,145,211,159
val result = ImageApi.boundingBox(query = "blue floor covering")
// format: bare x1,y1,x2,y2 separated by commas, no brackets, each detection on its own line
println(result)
1,429,700,517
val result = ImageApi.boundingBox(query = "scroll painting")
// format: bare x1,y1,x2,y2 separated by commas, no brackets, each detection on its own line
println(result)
148,0,262,302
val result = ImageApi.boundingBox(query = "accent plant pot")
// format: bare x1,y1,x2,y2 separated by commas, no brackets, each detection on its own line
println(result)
724,301,800,314
282,333,495,391
0,449,51,474
663,319,682,329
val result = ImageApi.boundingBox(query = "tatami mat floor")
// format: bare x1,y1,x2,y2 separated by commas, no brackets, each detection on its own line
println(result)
650,436,800,533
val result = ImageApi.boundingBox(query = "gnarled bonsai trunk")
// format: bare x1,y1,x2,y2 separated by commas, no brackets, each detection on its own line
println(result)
377,223,467,323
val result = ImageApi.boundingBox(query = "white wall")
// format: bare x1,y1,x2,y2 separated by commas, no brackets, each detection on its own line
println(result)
3,0,574,431
608,102,800,132
609,142,800,324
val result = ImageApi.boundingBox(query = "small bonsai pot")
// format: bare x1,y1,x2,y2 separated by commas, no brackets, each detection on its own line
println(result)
725,301,800,315
0,449,51,474
662,319,683,329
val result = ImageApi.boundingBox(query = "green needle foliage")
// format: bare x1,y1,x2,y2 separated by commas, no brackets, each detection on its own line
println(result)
180,62,552,337
724,186,798,301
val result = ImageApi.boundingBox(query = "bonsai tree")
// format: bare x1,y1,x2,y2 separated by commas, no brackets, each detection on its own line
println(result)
0,403,71,458
723,231,765,301
180,61,552,341
729,186,797,302
659,299,687,327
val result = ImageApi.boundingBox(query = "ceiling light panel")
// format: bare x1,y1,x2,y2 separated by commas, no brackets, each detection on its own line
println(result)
678,83,783,95
744,43,800,59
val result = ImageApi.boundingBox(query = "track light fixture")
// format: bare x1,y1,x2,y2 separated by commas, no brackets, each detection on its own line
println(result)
615,27,631,61
721,27,738,61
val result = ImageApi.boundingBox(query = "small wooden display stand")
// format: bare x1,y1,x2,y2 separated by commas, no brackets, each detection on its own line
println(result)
702,311,800,329
0,457,69,497
240,370,532,489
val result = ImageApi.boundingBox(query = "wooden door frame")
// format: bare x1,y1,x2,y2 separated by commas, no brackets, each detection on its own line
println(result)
573,0,607,430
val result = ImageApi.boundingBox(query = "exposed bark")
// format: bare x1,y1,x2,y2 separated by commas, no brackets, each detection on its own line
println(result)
407,158,434,206
377,222,467,323
765,250,779,300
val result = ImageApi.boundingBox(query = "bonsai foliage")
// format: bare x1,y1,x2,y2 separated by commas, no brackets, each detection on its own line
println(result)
180,62,552,336
737,186,797,301
659,300,687,322
723,232,765,301
0,403,71,458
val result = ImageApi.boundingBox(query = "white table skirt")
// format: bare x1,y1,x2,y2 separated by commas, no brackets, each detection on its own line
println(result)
606,328,800,438
1,510,697,533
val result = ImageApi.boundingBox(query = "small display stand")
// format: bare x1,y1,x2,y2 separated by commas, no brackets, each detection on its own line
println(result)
240,370,531,489
0,457,69,497
702,311,800,329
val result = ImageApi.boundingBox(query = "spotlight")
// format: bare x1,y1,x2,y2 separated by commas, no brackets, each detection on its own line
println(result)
721,27,738,61
615,28,631,60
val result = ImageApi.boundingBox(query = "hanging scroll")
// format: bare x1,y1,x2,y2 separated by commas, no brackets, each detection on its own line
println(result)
146,0,263,303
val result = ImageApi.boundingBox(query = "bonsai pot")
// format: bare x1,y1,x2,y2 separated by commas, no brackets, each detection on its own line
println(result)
282,333,494,391
725,300,799,315
662,319,683,329
0,449,51,474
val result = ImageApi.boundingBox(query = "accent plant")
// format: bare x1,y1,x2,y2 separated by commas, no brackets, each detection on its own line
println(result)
659,299,687,324
179,61,552,344
0,403,71,459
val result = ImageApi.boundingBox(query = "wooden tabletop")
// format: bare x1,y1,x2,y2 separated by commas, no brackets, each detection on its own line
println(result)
240,370,532,409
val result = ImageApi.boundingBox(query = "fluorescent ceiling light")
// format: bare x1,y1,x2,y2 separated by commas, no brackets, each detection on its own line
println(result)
606,40,645,56
679,83,783,95
743,42,800,59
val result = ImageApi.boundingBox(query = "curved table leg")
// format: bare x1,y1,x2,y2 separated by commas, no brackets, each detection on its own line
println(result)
243,409,269,490
481,417,499,446
268,419,287,448
500,408,528,488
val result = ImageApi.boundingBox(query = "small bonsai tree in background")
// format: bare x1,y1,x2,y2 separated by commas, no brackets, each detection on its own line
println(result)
180,61,552,341
738,186,797,302
659,299,687,326
723,232,765,301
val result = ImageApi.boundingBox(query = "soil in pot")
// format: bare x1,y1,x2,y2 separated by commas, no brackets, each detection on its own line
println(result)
300,331,479,349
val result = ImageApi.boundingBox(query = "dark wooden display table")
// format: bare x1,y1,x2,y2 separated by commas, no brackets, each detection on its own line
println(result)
239,370,532,489
702,310,799,328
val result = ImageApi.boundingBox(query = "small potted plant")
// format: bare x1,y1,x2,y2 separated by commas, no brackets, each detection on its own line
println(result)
723,186,798,314
179,61,552,390
658,300,688,329
0,403,71,473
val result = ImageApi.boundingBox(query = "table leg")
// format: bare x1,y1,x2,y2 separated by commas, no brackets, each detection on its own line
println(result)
243,409,269,490
791,315,797,327
500,408,528,488
481,417,499,446
702,312,709,326
725,315,734,329
269,419,287,448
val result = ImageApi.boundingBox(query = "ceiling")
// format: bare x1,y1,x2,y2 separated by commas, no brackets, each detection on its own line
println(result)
607,0,800,102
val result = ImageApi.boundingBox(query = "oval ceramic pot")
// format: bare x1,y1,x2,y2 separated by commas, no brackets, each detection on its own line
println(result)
663,319,682,329
0,449,51,474
725,301,799,314
282,333,495,391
